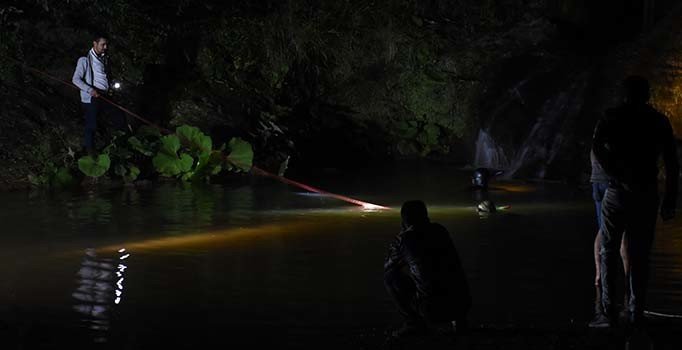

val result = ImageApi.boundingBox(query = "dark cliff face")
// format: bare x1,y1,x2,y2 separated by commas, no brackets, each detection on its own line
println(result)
475,1,682,181
1,0,680,188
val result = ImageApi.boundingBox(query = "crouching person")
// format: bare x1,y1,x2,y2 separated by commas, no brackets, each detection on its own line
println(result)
384,200,471,338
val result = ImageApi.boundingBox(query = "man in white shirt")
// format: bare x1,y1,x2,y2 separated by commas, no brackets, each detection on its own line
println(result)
72,34,126,154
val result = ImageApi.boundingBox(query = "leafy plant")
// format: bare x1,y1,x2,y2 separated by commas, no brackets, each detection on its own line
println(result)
393,120,446,156
78,154,111,177
416,123,442,156
176,125,212,155
191,150,224,182
114,163,140,183
153,126,253,180
101,130,151,183
70,123,254,183
152,135,194,177
395,121,419,138
28,164,75,187
127,136,154,156
54,166,75,186
225,138,254,172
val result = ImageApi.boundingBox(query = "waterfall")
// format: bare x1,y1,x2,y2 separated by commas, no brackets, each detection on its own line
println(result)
474,129,510,169
505,76,586,179
473,69,589,179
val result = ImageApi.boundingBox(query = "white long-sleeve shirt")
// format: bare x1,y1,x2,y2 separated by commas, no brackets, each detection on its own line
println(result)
90,49,109,92
72,49,110,103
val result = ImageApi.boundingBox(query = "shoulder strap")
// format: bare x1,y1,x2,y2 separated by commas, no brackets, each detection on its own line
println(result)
87,53,95,86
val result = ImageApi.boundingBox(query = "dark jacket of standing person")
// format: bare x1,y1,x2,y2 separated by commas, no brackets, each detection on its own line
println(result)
384,201,471,327
590,150,609,185
593,103,678,200
591,75,679,327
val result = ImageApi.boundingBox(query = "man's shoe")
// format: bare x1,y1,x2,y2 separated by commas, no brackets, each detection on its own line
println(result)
588,312,612,328
619,309,631,324
430,321,456,336
623,311,646,330
391,322,429,338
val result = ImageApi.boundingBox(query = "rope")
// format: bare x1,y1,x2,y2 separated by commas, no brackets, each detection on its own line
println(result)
644,310,682,319
8,56,390,210
99,95,171,135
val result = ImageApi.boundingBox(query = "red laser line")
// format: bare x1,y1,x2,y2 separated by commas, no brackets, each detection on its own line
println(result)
12,57,391,210
251,167,390,210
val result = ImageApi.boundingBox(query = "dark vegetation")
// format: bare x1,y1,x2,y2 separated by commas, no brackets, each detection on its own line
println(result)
1,0,681,189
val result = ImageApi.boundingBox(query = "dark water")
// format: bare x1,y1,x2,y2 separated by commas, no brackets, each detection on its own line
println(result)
1,163,681,347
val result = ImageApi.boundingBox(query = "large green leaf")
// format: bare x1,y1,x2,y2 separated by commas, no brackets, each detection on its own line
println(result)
153,135,194,176
128,136,154,156
226,138,253,172
103,141,133,160
52,167,74,187
176,125,212,154
157,153,194,177
78,154,111,177
126,165,140,183
191,150,224,181
113,163,141,183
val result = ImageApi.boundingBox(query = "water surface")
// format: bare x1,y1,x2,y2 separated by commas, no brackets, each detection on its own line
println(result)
1,163,681,347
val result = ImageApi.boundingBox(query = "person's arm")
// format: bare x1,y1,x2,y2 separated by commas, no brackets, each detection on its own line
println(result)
661,116,679,220
401,233,433,296
592,113,624,182
384,236,404,272
72,57,97,97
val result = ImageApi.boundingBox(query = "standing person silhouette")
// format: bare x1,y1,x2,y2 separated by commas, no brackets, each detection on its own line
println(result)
72,33,126,155
591,76,679,328
589,149,629,326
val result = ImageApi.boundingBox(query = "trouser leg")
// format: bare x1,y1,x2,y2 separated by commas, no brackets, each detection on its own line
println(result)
626,197,658,319
621,233,631,306
594,231,602,285
100,100,127,132
592,182,607,286
83,102,99,150
384,269,421,324
594,283,603,314
599,187,627,316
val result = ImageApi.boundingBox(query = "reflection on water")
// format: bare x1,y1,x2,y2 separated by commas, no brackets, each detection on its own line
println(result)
1,165,681,347
72,249,115,343
71,247,130,344
75,195,113,224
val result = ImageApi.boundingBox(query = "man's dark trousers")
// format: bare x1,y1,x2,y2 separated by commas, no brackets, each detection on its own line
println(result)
384,268,422,324
599,185,658,319
82,97,126,150
384,268,468,326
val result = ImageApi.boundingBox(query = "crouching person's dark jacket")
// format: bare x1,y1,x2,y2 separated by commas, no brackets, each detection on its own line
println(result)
384,222,471,322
